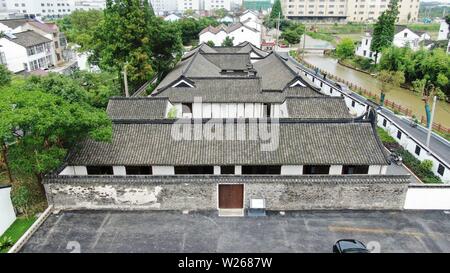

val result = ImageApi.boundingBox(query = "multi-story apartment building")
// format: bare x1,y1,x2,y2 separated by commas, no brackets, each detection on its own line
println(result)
283,0,348,22
282,0,420,23
204,0,232,11
151,0,177,15
72,0,106,11
177,0,201,12
1,0,75,18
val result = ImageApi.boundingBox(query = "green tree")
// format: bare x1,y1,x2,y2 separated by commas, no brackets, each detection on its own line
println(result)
184,9,195,17
0,64,12,86
149,18,184,77
56,9,104,52
377,69,405,106
270,0,283,21
0,79,112,194
214,8,228,19
280,23,305,45
371,0,399,63
335,38,356,60
222,36,234,47
206,40,215,47
91,0,155,90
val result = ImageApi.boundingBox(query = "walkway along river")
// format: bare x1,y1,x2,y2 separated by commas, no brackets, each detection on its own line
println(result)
302,53,450,128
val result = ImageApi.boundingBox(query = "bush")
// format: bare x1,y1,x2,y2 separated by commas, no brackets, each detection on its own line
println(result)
167,106,178,119
397,148,442,184
377,127,396,144
420,160,433,172
0,236,13,251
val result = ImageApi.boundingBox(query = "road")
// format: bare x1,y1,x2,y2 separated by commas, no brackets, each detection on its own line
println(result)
282,52,450,165
21,210,450,253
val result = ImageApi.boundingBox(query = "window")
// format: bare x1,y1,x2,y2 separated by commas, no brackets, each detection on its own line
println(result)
396,130,402,140
404,32,407,38
303,165,330,174
220,166,235,174
437,164,445,176
382,119,387,127
263,103,271,117
415,145,421,156
351,101,356,107
125,166,152,175
242,165,281,175
181,103,192,115
174,166,214,174
342,165,369,174
86,166,113,175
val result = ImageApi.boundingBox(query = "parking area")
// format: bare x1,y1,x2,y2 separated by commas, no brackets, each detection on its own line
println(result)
21,210,450,253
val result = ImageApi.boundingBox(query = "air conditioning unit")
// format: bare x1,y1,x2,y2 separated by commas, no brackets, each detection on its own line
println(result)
247,198,266,217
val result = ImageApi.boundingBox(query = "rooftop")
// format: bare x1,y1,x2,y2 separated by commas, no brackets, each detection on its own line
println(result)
66,119,388,166
4,30,51,48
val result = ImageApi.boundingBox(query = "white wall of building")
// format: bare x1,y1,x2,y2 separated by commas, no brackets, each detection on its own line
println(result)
0,186,16,236
169,102,287,118
177,0,200,12
0,37,28,72
2,0,75,18
438,20,449,41
151,0,177,14
205,0,231,11
404,185,450,210
355,33,378,63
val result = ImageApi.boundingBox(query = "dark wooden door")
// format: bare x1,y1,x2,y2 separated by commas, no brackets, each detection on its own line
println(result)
218,184,244,209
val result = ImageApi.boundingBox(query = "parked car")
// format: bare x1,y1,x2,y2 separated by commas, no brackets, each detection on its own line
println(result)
335,82,351,95
333,239,370,253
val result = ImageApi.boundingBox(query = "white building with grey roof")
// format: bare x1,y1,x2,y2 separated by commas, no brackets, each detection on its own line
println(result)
48,42,410,213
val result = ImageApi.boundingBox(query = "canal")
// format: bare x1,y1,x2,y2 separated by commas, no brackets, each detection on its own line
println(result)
302,53,450,128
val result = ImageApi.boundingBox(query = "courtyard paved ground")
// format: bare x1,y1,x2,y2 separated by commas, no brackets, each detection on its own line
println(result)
21,210,450,253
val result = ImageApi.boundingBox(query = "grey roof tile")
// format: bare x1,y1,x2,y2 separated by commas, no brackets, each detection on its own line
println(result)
67,121,388,166
286,97,351,119
107,97,168,120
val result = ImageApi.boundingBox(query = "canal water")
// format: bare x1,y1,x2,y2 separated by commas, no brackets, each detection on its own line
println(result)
303,53,450,128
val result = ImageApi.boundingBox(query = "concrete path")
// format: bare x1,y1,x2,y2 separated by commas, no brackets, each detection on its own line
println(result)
21,210,450,253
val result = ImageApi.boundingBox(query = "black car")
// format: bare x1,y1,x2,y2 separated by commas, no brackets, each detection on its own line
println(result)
333,239,370,253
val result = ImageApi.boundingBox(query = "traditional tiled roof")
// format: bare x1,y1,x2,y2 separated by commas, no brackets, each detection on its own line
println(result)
153,77,324,103
0,19,27,29
286,97,351,119
66,120,389,166
199,22,258,36
107,97,168,120
46,174,410,185
5,30,51,48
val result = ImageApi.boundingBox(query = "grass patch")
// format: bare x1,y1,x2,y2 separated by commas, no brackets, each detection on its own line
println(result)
0,217,36,253
406,23,440,32
306,31,335,44
377,127,397,144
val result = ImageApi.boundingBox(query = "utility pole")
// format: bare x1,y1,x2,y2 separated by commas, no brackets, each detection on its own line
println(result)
426,96,437,148
275,12,280,51
123,62,130,97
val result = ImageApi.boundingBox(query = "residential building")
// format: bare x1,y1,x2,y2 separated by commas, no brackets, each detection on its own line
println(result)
0,18,70,67
282,0,420,23
0,0,75,19
205,0,231,11
47,43,410,212
151,0,177,15
438,19,449,41
177,0,201,12
164,13,181,22
355,26,430,63
0,30,54,73
243,0,272,11
199,21,261,46
73,0,106,11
